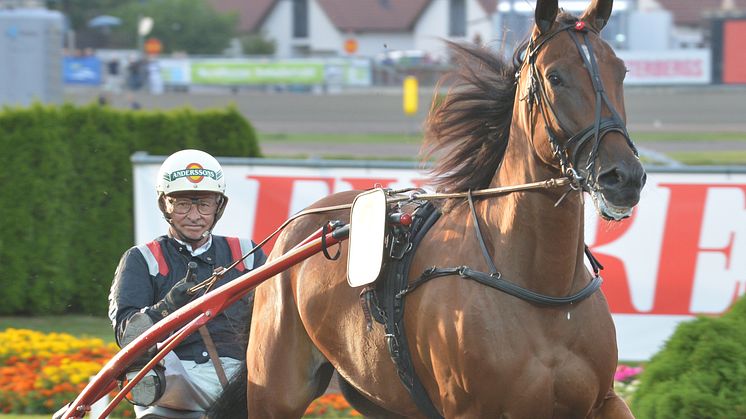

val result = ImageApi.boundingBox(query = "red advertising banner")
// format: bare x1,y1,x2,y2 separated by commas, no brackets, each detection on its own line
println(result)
723,19,746,84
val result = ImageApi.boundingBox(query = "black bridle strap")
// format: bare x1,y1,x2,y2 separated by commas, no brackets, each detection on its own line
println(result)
525,22,638,189
565,118,627,165
567,31,638,175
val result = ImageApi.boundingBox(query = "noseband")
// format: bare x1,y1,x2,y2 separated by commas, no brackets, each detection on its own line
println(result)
521,21,638,191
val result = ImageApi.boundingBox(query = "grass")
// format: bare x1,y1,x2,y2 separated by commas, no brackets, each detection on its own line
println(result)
0,315,114,343
258,131,746,165
259,132,421,144
259,131,746,145
667,150,746,166
633,131,746,142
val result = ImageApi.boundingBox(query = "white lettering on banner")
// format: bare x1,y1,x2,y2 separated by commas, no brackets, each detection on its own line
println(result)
132,160,746,360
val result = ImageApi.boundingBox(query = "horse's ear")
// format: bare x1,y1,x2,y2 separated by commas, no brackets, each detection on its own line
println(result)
581,0,614,31
534,0,559,34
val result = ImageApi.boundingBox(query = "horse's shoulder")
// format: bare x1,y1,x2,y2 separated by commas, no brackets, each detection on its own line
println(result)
272,190,362,254
307,190,360,208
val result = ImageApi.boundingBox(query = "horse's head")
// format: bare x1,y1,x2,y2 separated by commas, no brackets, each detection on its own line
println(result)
519,0,646,220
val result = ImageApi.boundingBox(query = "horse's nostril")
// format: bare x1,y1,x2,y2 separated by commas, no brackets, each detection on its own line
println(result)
598,167,626,188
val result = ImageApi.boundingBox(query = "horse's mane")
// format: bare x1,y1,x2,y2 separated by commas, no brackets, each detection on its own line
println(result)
423,12,580,193
422,41,520,193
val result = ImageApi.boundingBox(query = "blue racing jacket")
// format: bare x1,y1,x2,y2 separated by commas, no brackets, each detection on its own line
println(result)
108,234,267,363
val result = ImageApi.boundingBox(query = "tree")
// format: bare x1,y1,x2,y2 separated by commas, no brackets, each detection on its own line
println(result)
47,0,238,54
46,0,132,31
241,31,276,56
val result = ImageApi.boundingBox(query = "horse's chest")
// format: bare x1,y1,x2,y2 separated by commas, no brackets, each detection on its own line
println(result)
440,303,614,416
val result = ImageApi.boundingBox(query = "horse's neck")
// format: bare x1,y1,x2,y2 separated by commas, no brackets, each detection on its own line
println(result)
482,126,588,294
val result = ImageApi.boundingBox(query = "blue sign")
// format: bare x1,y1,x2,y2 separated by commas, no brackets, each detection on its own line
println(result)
63,56,102,85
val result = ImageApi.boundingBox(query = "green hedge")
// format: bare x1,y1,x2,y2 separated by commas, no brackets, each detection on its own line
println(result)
631,295,746,418
0,103,260,315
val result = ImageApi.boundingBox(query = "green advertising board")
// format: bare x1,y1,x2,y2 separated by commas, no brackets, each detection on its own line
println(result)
191,61,325,85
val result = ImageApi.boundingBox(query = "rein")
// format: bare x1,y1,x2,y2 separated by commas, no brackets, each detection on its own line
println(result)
187,177,571,294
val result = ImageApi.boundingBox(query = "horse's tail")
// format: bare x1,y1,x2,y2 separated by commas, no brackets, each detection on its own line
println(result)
206,360,247,419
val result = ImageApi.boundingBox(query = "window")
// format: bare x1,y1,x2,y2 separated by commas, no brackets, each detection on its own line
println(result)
450,0,466,37
293,0,308,38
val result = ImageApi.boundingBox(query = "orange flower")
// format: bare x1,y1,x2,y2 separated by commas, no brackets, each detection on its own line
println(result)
0,329,119,415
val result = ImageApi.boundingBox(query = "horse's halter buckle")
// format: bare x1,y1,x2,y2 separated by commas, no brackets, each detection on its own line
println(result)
523,20,638,193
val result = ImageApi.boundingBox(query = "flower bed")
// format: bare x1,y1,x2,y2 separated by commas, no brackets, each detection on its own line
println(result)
614,363,643,404
0,328,131,416
0,328,639,416
305,393,361,417
0,328,360,417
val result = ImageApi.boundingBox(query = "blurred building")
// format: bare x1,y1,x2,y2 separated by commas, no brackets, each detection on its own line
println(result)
656,0,746,48
210,0,497,59
0,1,64,106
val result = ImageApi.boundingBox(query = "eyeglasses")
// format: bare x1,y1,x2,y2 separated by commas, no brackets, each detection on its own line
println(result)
167,197,218,215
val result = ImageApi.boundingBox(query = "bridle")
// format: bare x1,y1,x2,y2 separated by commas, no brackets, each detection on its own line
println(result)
521,20,638,191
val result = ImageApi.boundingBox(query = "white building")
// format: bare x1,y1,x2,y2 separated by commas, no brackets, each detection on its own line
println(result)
211,0,498,59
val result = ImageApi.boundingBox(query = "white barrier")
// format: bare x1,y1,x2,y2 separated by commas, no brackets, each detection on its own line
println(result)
133,154,746,360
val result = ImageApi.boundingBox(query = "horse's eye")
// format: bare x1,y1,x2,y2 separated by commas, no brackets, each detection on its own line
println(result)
547,73,562,86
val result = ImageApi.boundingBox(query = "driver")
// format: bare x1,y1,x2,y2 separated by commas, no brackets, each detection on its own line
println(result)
108,149,266,418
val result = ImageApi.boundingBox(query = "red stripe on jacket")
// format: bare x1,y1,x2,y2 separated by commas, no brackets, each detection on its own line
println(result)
225,237,246,271
146,240,169,276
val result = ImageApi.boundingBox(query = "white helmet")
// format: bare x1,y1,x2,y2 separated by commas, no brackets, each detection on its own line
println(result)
156,149,226,196
156,150,228,232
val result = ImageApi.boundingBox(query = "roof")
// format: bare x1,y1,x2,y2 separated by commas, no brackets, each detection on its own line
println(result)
657,0,746,26
316,0,431,32
209,0,277,32
477,0,498,15
209,0,499,33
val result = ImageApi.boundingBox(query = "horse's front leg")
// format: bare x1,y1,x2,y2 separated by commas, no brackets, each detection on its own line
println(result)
246,270,332,418
592,389,634,419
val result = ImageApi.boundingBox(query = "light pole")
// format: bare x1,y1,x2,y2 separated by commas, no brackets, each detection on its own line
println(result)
137,15,153,55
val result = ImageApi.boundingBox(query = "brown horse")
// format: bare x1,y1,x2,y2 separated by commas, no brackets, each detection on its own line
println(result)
246,0,645,417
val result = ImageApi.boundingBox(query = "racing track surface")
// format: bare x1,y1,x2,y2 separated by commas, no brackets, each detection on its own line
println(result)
64,85,746,158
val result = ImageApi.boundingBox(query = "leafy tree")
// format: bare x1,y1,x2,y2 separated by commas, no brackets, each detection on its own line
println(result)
109,0,238,54
47,0,237,54
241,31,276,56
46,0,133,31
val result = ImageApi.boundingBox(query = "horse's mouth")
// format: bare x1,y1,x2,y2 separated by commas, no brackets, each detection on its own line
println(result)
590,189,633,221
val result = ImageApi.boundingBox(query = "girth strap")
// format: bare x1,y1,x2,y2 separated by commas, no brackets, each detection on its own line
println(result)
403,266,602,307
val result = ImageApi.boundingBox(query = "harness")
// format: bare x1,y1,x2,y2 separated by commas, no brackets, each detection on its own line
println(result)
360,193,604,419
361,201,443,419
